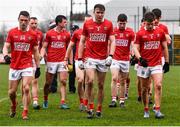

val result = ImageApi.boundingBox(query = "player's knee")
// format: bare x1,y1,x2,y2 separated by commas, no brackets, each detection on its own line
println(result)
8,89,16,97
98,83,104,90
112,76,118,83
87,78,94,85
77,77,84,84
155,83,162,91
32,79,38,85
60,79,67,85
24,86,30,94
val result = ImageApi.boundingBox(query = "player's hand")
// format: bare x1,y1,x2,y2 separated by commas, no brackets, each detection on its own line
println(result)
4,55,11,64
139,57,148,67
163,62,169,73
35,68,41,78
78,59,84,70
105,55,113,66
130,55,138,65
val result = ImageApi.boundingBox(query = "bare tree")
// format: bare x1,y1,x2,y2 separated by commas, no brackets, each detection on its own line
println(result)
0,22,8,52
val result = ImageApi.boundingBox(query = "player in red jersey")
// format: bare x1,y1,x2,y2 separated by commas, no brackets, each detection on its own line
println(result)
29,17,43,109
78,4,116,118
65,14,92,111
133,12,169,119
40,15,71,109
109,14,135,108
3,11,40,120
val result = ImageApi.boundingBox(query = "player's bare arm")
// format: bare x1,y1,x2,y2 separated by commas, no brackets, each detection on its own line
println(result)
40,41,48,59
109,35,116,55
64,41,75,64
133,43,141,59
3,42,10,56
78,35,86,59
33,45,40,68
162,41,169,63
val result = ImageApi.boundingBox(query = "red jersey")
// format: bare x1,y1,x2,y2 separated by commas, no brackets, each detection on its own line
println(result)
135,27,166,66
33,28,43,50
71,28,87,60
157,23,169,35
45,28,70,62
82,18,114,60
6,27,38,69
113,27,135,61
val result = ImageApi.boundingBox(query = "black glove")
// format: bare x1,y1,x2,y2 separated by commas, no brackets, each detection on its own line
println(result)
139,57,148,67
130,55,138,65
4,55,11,64
163,62,169,73
35,68,41,78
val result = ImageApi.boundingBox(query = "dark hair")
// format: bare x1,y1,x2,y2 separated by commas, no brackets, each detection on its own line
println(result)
94,4,105,11
117,13,127,22
18,11,30,19
55,15,67,25
144,12,155,22
30,17,37,20
152,8,161,18
71,25,79,31
49,21,56,30
141,17,145,23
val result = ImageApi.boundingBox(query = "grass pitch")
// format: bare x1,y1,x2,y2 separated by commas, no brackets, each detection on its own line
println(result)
0,65,180,126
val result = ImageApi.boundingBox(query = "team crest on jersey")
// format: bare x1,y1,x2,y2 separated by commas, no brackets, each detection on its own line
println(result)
126,34,129,37
20,35,25,40
63,36,66,39
104,27,108,30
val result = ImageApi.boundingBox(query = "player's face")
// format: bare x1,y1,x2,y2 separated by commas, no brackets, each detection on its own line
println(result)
94,8,105,22
154,18,160,26
18,15,29,31
29,19,38,30
118,21,127,30
57,19,67,29
145,21,154,31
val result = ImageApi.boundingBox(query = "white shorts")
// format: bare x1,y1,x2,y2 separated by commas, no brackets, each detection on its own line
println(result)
161,57,165,66
46,62,67,74
32,58,36,72
9,67,34,80
84,58,108,72
75,60,79,69
134,64,139,71
137,65,163,78
110,59,130,73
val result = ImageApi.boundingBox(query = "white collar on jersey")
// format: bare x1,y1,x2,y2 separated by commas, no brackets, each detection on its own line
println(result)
93,17,105,23
18,26,29,32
